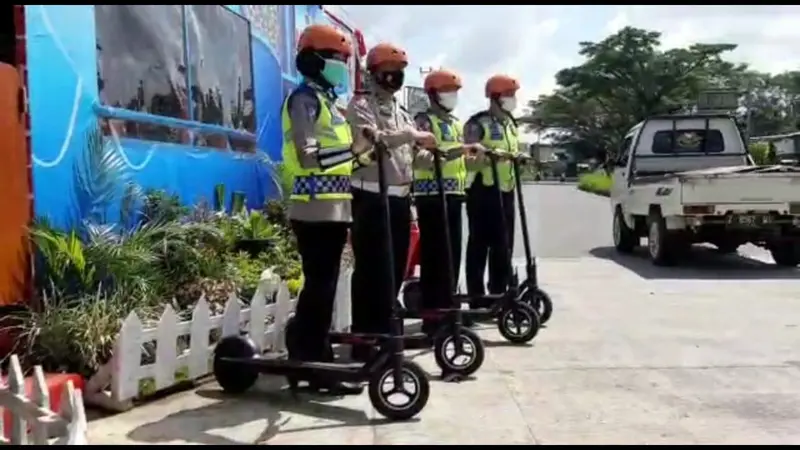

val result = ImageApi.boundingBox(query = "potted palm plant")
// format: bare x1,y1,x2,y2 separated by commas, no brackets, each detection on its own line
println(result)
232,210,280,258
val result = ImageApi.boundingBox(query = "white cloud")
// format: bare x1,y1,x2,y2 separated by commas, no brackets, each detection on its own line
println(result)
333,5,800,141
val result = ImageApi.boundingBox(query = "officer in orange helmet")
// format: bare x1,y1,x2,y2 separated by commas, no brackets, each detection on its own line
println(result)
346,43,437,361
464,74,524,309
412,69,485,335
281,24,368,394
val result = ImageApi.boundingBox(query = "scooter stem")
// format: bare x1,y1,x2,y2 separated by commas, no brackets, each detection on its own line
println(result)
488,153,513,290
365,132,404,374
512,159,536,285
430,148,459,323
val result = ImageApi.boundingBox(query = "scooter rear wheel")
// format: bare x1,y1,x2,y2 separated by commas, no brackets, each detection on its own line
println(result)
521,287,553,325
433,326,485,377
497,302,541,344
213,335,259,394
368,360,430,421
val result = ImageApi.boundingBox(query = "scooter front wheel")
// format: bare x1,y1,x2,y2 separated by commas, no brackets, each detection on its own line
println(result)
433,325,485,377
368,360,430,421
497,302,541,344
520,286,553,325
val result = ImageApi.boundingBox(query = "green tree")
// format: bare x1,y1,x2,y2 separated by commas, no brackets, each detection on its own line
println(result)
524,27,744,160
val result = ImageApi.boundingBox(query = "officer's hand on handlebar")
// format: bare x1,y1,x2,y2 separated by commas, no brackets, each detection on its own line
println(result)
360,126,379,144
411,130,437,149
464,143,488,156
513,153,534,164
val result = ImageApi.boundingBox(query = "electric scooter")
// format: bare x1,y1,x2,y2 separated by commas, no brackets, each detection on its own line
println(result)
397,146,486,379
211,132,431,421
402,150,541,344
511,157,554,324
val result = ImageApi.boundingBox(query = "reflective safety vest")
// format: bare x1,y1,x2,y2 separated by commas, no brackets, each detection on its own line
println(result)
281,85,353,202
466,112,519,192
413,113,466,196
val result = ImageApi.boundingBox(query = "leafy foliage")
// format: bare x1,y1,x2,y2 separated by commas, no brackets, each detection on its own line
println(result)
12,131,303,376
524,26,800,161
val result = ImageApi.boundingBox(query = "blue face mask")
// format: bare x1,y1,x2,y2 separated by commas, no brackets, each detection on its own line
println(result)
321,58,350,91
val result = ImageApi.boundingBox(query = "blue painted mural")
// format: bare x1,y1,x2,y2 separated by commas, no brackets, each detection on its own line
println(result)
23,4,332,228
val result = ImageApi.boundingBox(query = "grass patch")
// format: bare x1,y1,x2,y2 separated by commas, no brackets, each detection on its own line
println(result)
577,171,612,197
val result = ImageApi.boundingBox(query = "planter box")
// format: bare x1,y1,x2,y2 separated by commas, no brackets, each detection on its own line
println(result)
84,268,354,412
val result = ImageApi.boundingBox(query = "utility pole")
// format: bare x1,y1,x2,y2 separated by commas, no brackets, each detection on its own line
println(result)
419,66,435,77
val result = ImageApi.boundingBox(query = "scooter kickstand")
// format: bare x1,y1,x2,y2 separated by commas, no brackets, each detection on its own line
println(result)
287,376,301,400
440,372,465,383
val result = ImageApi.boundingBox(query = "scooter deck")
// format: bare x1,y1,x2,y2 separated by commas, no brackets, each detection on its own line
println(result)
222,354,367,380
328,331,430,347
453,293,507,304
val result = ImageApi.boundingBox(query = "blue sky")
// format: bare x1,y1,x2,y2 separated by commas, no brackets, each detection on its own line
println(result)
329,5,800,142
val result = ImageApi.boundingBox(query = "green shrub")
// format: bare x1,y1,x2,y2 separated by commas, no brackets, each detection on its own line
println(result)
748,142,776,166
577,171,613,197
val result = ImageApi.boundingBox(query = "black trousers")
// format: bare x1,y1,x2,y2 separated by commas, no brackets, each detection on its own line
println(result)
350,189,410,336
465,176,515,304
289,220,349,361
416,194,463,333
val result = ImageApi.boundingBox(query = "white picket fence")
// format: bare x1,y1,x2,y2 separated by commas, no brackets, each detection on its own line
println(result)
0,355,87,445
85,268,353,412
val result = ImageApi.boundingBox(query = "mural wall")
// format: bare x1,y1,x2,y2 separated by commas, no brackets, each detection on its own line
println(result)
24,4,325,228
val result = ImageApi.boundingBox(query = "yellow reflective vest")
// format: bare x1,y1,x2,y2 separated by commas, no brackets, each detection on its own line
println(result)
466,111,520,192
413,112,466,196
281,85,353,202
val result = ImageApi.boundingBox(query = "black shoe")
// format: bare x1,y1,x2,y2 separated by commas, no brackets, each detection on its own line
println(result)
308,379,364,396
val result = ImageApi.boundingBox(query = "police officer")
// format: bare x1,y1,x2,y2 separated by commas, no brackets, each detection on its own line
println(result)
282,24,367,394
346,43,437,361
412,69,484,335
464,74,523,307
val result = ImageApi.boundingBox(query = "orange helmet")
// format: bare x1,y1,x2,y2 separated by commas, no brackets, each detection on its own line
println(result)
485,74,520,98
366,43,408,70
423,69,462,93
297,24,352,58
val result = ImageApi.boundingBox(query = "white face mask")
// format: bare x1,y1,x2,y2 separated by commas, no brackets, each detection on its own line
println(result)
499,96,517,113
437,92,459,111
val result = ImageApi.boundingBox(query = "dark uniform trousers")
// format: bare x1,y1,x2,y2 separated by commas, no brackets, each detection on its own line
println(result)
350,188,411,342
465,173,516,307
289,220,349,361
416,194,463,334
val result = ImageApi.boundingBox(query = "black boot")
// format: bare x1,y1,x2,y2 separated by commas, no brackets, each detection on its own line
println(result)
307,378,364,396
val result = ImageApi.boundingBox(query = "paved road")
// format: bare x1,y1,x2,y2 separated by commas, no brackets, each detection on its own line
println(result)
89,185,800,445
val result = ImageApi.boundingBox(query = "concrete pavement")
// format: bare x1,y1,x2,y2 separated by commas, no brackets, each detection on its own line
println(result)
88,253,800,445
87,185,800,445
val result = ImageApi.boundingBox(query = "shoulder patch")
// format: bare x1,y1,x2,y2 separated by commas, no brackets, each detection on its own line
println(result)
414,113,432,132
286,87,321,122
466,110,490,124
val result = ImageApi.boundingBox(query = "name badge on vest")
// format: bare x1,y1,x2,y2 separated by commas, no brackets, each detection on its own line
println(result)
489,122,504,140
439,122,454,141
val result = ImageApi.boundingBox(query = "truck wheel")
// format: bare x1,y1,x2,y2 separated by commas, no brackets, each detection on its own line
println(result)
714,241,739,254
646,210,678,266
769,244,800,267
613,208,637,253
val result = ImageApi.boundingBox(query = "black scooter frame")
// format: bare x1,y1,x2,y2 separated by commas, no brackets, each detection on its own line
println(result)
448,153,542,343
511,159,553,324
211,133,430,421
397,147,486,378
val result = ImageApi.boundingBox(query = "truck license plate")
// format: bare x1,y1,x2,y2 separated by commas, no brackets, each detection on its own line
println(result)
727,215,767,226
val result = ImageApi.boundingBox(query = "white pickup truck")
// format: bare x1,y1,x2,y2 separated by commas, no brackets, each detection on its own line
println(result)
610,113,800,266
